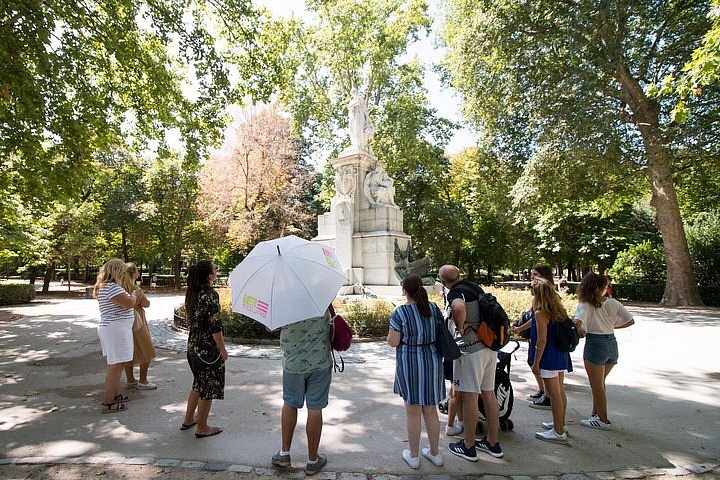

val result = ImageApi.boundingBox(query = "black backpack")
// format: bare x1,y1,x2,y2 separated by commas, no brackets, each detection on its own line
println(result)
554,317,580,352
475,291,511,351
451,281,511,351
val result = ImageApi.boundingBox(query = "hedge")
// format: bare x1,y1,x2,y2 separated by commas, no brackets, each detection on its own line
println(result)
0,284,36,305
612,283,720,306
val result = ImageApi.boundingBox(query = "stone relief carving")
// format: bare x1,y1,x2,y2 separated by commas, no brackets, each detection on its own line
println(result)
363,165,397,207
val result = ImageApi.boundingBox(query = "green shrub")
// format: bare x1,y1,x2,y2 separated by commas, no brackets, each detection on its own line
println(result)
339,300,394,337
611,283,720,306
0,283,35,305
484,286,579,320
610,241,666,284
686,210,720,286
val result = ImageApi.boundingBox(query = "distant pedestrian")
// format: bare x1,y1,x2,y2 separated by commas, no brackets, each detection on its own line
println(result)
182,260,227,438
94,258,141,413
123,262,157,390
529,278,573,444
574,272,634,429
271,306,333,475
387,274,445,469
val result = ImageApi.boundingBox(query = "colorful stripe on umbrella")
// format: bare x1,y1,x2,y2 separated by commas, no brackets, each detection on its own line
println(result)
322,248,336,268
242,294,269,318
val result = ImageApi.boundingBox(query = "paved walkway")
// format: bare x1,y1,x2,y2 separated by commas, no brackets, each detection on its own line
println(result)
1,291,719,480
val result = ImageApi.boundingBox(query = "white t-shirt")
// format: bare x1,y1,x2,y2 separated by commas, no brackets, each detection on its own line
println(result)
97,282,133,327
574,298,633,334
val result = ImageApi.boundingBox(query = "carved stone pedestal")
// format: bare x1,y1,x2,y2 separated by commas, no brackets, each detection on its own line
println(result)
313,147,410,294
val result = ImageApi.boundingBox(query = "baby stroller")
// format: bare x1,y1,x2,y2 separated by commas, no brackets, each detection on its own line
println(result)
439,340,520,432
479,339,520,432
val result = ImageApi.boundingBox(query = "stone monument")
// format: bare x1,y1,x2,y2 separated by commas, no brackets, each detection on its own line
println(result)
313,89,415,295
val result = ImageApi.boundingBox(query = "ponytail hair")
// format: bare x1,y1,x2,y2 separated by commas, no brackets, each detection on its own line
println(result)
401,273,430,318
577,272,608,308
184,260,215,321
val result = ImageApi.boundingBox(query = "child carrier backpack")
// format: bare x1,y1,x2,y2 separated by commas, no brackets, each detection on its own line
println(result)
478,340,520,432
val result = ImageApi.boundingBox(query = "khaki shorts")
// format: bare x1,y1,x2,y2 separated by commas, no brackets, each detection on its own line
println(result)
453,347,496,393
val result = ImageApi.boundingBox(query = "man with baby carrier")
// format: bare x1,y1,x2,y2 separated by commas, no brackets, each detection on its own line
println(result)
439,265,505,462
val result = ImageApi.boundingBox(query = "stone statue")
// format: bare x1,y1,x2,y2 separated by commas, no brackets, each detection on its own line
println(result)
363,165,396,207
348,88,375,152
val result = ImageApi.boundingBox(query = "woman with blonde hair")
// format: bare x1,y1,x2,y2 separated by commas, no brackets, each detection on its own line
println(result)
123,263,157,390
574,272,634,429
94,258,140,413
529,278,573,443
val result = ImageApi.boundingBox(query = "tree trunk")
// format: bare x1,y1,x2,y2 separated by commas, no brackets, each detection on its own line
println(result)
487,264,493,284
67,256,72,292
616,64,703,306
174,254,182,289
121,226,129,262
42,264,54,293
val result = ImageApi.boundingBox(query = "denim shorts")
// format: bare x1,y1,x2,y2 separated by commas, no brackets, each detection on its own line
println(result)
583,333,619,366
282,367,332,410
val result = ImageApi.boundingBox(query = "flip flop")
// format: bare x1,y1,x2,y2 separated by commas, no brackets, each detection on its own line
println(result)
180,421,198,431
195,426,223,438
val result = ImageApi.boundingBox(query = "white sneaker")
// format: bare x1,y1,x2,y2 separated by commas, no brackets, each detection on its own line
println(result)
541,421,569,434
535,429,568,443
580,415,611,429
445,424,464,436
421,447,443,466
137,382,158,390
402,449,420,469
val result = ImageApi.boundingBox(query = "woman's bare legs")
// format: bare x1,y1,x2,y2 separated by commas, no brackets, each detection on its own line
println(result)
585,360,614,421
421,405,440,455
104,364,125,404
543,375,565,434
405,403,422,457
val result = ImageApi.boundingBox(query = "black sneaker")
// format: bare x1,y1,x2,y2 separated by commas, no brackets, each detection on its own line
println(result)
529,395,552,410
526,390,544,400
448,440,478,462
475,437,504,458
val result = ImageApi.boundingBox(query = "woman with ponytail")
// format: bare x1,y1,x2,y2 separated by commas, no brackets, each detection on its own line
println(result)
387,274,446,469
181,260,227,438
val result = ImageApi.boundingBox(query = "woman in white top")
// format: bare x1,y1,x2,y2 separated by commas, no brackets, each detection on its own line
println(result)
573,272,634,428
94,258,140,413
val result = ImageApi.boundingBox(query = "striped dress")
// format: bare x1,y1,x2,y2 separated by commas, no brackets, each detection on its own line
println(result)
390,302,446,405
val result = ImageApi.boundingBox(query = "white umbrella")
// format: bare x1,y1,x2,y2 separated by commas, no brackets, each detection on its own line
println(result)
229,235,346,329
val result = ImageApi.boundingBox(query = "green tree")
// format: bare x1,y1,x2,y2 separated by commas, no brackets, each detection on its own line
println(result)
440,0,719,305
1,0,269,199
143,156,199,288
446,147,523,280
656,0,720,122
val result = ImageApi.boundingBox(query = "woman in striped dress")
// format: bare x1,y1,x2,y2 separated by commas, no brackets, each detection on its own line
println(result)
387,274,446,469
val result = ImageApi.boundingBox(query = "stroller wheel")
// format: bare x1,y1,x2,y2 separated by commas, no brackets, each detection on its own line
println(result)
438,398,448,415
500,419,508,431
506,419,514,431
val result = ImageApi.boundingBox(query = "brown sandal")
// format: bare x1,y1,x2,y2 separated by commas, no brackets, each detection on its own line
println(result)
101,402,128,414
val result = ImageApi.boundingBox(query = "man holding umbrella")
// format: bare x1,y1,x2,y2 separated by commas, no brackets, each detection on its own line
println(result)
228,235,346,476
271,309,333,475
